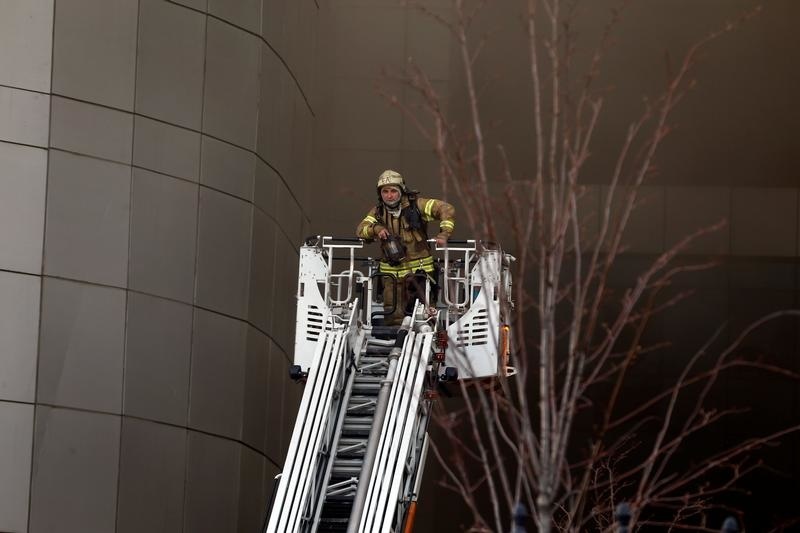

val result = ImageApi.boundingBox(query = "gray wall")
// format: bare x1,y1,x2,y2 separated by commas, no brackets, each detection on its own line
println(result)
0,0,317,531
313,0,800,254
2,0,799,531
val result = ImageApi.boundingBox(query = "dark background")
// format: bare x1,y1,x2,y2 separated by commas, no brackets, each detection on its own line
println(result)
312,1,800,530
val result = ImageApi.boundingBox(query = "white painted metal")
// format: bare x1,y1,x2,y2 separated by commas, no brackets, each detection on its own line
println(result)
266,329,347,532
380,338,429,531
268,236,515,533
358,331,418,532
369,333,432,533
294,245,334,371
443,246,512,378
294,238,369,372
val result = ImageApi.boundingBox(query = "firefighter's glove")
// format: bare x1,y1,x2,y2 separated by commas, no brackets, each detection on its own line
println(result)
375,225,389,240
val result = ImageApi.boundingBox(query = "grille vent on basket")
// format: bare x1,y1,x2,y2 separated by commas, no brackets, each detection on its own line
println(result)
455,307,489,347
306,305,324,342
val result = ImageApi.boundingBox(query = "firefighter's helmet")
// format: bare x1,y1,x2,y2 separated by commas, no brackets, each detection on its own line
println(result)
376,170,405,192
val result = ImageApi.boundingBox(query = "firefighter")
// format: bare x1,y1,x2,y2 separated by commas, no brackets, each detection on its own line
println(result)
356,170,455,325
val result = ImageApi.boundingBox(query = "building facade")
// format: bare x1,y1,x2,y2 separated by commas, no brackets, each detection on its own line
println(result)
2,0,800,531
0,0,317,531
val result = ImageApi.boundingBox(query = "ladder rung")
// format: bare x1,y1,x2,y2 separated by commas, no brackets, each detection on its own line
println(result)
342,418,373,432
366,345,393,355
357,360,387,373
332,463,363,476
325,477,358,496
346,400,376,414
353,375,382,383
352,383,381,394
336,440,367,456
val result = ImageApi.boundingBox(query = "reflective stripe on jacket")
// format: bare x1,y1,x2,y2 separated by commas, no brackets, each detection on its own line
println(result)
378,255,435,278
356,195,455,261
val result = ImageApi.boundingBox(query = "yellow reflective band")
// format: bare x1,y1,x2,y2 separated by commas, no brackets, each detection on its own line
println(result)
378,256,434,269
440,220,454,230
378,265,435,277
379,256,434,277
363,215,378,224
361,226,372,238
424,199,435,217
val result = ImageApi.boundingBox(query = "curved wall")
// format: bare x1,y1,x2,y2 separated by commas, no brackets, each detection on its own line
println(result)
0,0,317,531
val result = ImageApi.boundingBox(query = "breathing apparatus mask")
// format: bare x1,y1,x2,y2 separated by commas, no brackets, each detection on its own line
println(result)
381,235,407,266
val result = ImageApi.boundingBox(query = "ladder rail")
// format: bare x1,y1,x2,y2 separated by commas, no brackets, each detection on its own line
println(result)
286,331,345,532
271,237,516,532
380,334,431,533
310,362,360,530
265,330,346,532
267,331,333,532
304,301,365,531
344,323,413,533
359,332,418,532
361,332,432,533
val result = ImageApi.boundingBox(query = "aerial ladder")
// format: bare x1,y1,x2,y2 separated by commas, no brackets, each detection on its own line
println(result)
264,236,515,533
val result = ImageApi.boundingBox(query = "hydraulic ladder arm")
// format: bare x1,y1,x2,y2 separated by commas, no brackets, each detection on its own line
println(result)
264,237,515,533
